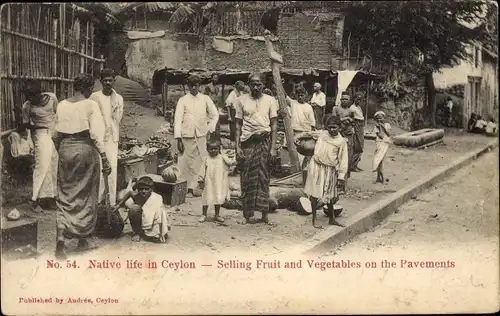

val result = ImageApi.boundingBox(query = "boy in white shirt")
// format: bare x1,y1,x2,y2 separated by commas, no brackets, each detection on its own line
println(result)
286,86,316,168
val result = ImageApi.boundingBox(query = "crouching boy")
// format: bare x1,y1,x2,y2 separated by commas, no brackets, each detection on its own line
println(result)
114,176,171,243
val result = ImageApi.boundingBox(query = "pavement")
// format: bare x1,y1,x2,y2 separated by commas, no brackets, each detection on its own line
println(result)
316,150,499,314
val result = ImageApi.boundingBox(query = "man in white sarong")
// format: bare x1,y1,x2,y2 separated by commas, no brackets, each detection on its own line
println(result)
90,68,124,205
20,81,59,212
174,75,219,198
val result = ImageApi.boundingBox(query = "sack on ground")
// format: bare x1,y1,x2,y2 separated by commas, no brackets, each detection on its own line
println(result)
8,131,34,157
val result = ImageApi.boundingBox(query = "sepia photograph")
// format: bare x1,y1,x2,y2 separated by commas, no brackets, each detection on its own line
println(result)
1,1,498,314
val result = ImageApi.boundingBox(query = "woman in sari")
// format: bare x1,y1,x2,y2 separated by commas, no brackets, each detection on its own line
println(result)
372,111,392,184
52,73,111,259
19,81,59,212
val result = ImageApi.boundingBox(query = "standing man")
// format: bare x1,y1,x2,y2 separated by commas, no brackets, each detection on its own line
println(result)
445,97,454,127
90,68,124,205
225,80,247,141
310,82,326,129
203,74,223,136
174,75,219,198
331,91,355,180
350,92,365,172
286,86,316,168
234,73,278,225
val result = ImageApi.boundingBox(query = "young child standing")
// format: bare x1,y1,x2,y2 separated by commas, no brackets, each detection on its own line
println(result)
372,111,392,184
197,138,236,223
296,115,348,229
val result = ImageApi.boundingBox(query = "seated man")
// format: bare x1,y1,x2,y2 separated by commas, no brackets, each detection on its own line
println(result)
485,116,498,137
114,176,170,243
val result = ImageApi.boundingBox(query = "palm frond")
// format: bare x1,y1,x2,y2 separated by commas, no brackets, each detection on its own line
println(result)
167,4,197,26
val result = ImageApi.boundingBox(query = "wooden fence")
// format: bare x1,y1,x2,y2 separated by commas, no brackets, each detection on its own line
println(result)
0,3,105,132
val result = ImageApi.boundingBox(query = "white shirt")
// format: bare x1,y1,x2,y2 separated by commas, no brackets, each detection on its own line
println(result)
90,90,124,143
54,99,106,152
286,96,316,132
174,92,219,139
310,91,326,107
234,93,278,142
349,103,364,120
225,89,246,108
486,122,497,134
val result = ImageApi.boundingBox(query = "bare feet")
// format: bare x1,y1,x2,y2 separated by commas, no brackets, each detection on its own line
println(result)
55,241,67,260
131,234,141,242
214,216,225,223
77,238,98,251
30,200,43,213
328,219,345,227
198,215,207,223
313,224,323,229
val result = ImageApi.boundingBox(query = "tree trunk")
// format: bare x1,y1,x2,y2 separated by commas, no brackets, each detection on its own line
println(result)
425,72,437,127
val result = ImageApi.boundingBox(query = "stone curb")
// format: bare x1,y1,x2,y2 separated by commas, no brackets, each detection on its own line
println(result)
283,138,499,256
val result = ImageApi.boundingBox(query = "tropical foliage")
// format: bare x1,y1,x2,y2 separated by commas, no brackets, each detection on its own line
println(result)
344,0,493,125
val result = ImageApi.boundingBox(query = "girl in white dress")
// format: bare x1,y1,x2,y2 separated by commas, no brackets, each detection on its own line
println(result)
197,138,236,223
296,115,348,229
372,111,392,184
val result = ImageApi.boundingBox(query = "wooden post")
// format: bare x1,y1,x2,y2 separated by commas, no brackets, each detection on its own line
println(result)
365,80,371,126
162,71,168,121
263,29,300,173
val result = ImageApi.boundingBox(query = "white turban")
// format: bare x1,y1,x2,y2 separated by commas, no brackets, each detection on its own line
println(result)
374,111,385,119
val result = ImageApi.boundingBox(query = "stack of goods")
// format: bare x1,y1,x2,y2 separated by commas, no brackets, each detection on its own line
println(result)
117,136,171,161
220,138,235,150
153,123,173,137
147,135,173,166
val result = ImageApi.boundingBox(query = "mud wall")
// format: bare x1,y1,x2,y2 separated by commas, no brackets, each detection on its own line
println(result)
125,33,204,87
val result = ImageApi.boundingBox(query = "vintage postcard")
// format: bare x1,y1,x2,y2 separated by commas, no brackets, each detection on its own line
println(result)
1,1,499,315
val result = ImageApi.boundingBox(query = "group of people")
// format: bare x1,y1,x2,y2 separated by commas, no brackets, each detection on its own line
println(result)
173,73,393,228
467,113,497,136
19,70,169,259
18,69,394,258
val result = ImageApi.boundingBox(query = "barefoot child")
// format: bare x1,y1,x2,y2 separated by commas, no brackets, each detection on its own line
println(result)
114,176,170,243
197,138,236,223
372,111,392,184
296,115,348,229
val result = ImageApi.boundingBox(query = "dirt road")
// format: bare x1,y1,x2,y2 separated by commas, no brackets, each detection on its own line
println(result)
318,150,499,313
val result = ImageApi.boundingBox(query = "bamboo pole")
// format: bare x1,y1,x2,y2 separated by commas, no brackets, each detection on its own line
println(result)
263,29,300,173
1,28,106,63
53,19,58,94
35,6,41,77
0,75,73,82
8,4,16,126
90,23,94,75
0,7,4,131
60,3,65,97
85,21,89,73
75,19,81,75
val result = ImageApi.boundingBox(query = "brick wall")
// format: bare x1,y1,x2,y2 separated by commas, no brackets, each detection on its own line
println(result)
277,10,345,70
204,36,281,71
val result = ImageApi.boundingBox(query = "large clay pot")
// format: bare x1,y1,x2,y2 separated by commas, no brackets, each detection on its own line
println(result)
296,137,316,156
